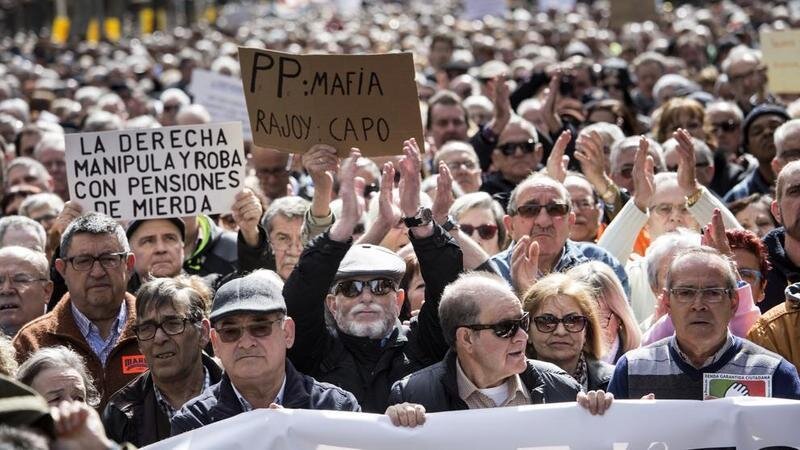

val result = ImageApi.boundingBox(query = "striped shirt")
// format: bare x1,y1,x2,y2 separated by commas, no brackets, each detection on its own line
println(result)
154,368,211,418
71,302,127,367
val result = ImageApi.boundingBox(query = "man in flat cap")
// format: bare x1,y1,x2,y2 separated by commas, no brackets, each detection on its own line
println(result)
170,270,360,435
284,141,463,413
126,218,186,292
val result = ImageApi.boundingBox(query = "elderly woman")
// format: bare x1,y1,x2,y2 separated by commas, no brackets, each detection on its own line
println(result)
16,346,100,407
652,97,714,144
523,273,614,391
567,262,642,363
448,191,506,256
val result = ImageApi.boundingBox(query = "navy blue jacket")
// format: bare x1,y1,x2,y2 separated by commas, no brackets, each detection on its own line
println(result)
169,360,360,436
763,227,800,313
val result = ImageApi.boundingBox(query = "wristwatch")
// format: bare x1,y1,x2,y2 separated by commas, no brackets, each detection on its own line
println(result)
403,207,433,228
441,215,459,232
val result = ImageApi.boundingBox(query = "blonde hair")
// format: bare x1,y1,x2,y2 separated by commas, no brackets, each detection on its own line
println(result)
522,273,604,359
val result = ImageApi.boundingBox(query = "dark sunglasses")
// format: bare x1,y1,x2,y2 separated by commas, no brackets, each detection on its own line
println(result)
214,317,284,343
513,202,570,218
460,223,498,240
497,139,536,156
459,312,530,339
711,119,739,133
533,313,588,333
333,278,396,298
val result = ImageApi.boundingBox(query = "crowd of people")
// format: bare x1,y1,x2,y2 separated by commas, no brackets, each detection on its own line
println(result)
1,0,800,447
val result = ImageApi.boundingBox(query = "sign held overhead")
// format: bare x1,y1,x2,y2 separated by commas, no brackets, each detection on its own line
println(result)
64,122,245,221
239,48,423,156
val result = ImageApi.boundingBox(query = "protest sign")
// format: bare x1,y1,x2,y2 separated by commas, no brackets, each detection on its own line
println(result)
64,122,245,221
761,29,800,93
239,48,424,157
188,69,253,140
146,398,800,450
538,0,576,13
609,0,658,28
463,0,507,19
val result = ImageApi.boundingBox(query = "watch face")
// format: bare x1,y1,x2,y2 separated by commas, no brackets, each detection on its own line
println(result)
420,208,432,221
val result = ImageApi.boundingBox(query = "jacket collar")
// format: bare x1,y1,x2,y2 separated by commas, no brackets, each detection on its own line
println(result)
45,292,138,352
218,360,308,414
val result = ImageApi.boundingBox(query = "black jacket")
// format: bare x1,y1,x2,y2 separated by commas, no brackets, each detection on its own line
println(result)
763,227,800,313
586,357,614,392
169,360,360,436
102,353,223,447
388,350,581,412
283,225,462,413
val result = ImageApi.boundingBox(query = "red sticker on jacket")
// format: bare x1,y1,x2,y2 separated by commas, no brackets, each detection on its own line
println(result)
122,354,148,374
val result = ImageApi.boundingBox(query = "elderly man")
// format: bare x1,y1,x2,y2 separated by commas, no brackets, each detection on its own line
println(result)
385,272,611,426
705,101,748,197
608,247,800,400
489,172,628,296
126,218,186,291
0,246,51,337
262,196,308,281
0,216,46,252
5,157,53,194
724,105,790,203
103,277,223,447
771,119,800,177
284,142,461,413
480,118,543,204
663,137,715,192
564,173,602,242
434,142,483,194
13,213,142,409
722,48,769,115
170,270,360,434
426,91,469,150
763,160,800,312
32,133,68,201
250,145,292,203
608,136,665,195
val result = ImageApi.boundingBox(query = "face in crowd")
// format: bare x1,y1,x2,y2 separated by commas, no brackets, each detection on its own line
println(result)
491,122,542,185
211,311,294,382
528,294,589,373
428,102,468,149
250,146,290,200
130,220,184,281
267,213,304,281
456,206,501,256
564,176,601,242
326,277,404,340
0,248,52,336
646,176,699,239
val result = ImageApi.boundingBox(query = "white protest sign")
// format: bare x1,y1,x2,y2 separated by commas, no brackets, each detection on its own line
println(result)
462,0,507,20
64,122,245,221
188,69,253,140
146,398,800,450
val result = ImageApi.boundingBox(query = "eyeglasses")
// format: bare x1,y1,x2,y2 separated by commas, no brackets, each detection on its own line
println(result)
62,252,128,271
669,287,732,304
459,223,498,240
497,139,537,156
444,159,477,171
214,317,285,343
0,274,48,287
571,199,599,211
738,268,762,285
333,278,397,298
459,312,530,339
711,119,739,134
134,317,195,341
651,203,689,216
513,202,570,218
533,313,588,333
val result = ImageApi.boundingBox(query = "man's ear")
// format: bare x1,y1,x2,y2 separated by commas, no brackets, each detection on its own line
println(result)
209,328,220,355
771,198,783,224
199,319,211,348
126,252,136,272
502,214,514,238
730,288,740,316
534,143,544,165
283,316,295,349
325,294,338,316
55,259,66,278
771,157,783,180
456,327,474,353
395,289,405,310
491,149,504,168
568,211,576,227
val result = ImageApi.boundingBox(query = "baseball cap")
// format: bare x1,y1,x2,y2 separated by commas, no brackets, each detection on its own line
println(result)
334,244,405,285
210,270,286,323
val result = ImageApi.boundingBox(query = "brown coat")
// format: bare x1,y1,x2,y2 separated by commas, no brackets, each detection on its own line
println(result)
748,299,800,371
13,293,145,409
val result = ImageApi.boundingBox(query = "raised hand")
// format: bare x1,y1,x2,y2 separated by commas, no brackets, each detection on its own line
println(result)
303,144,339,217
511,237,540,295
546,130,572,183
673,128,702,196
701,208,734,259
328,148,364,242
398,138,423,217
231,188,264,247
632,136,655,212
52,201,83,235
575,130,610,190
432,162,455,224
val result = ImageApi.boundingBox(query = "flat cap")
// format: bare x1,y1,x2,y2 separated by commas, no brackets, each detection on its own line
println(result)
334,244,406,284
210,270,286,323
126,217,186,240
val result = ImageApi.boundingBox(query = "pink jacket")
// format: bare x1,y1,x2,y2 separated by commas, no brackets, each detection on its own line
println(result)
641,282,762,346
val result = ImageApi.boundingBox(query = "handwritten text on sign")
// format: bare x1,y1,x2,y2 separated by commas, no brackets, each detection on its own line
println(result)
239,48,424,156
761,29,800,93
64,122,245,221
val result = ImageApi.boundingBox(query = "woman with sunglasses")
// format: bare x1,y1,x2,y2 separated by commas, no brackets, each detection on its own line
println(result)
522,273,614,391
449,192,507,256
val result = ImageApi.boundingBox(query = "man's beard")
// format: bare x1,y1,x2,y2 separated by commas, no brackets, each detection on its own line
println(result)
334,301,398,340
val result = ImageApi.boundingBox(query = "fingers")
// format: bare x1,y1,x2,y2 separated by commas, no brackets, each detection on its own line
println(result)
577,390,613,416
527,240,540,262
268,403,284,409
634,135,649,170
641,393,656,400
386,403,426,428
438,162,452,192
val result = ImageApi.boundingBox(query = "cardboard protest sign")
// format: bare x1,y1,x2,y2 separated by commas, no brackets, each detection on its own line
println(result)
609,0,658,28
189,69,253,140
761,29,800,94
64,122,245,221
704,373,772,399
239,48,423,157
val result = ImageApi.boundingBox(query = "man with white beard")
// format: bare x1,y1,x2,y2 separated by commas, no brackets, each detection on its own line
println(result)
284,142,462,413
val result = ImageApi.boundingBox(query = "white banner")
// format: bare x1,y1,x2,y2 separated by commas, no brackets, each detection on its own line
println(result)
64,122,245,221
145,398,800,450
188,69,253,140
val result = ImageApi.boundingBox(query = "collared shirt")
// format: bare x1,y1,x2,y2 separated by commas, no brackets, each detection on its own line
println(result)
670,332,735,369
153,367,211,419
455,359,530,409
71,302,127,367
232,377,286,412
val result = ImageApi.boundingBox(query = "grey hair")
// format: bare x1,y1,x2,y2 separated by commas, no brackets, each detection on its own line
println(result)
16,346,100,407
135,275,211,324
665,246,738,292
449,191,506,244
578,123,625,147
19,193,64,218
0,246,49,277
774,119,800,156
507,173,570,215
433,141,479,168
6,157,50,186
0,334,18,377
662,137,714,166
0,216,46,252
706,101,744,121
439,271,514,348
644,229,701,291
262,196,310,235
60,212,129,256
82,111,123,132
609,136,666,174
32,132,65,158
